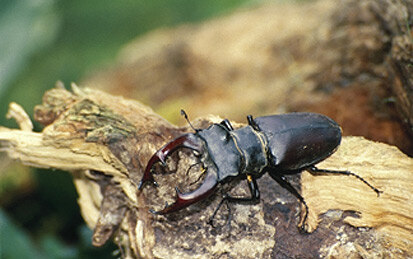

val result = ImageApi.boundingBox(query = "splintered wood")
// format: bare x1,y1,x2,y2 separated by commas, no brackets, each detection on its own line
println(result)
0,86,412,258
301,137,413,252
2,0,413,257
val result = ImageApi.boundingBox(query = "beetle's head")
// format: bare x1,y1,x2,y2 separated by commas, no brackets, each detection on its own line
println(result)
138,132,219,214
138,133,202,189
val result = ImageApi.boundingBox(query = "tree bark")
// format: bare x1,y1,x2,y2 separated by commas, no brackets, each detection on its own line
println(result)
0,85,412,258
2,0,413,258
85,0,413,156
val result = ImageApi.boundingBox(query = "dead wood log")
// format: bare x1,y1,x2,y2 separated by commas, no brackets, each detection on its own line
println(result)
3,0,413,257
84,0,413,155
0,85,412,258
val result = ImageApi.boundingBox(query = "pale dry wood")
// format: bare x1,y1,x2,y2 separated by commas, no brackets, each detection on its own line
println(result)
302,136,413,252
6,102,33,132
84,0,413,155
84,0,337,121
0,128,119,175
73,171,102,228
2,0,413,257
0,86,175,257
1,86,412,258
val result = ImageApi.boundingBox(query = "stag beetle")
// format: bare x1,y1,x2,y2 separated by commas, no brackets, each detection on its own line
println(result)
139,110,381,228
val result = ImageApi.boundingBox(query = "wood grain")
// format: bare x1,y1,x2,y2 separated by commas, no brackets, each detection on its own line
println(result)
1,86,412,258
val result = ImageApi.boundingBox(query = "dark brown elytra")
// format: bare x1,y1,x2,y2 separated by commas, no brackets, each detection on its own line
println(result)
139,110,381,229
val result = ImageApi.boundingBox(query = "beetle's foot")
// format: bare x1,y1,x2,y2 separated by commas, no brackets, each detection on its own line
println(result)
297,215,310,234
308,166,382,197
207,218,215,227
297,203,310,233
208,215,231,230
208,198,231,229
298,222,310,234
374,188,383,197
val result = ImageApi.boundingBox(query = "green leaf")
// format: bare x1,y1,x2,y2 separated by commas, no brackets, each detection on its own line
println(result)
0,208,43,259
0,0,60,95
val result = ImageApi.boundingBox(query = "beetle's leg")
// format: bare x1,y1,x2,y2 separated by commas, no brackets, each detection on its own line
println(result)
268,171,309,232
208,174,260,227
223,175,260,202
183,157,205,186
138,134,202,190
307,166,382,196
185,161,201,176
188,165,207,186
247,115,260,131
220,119,234,131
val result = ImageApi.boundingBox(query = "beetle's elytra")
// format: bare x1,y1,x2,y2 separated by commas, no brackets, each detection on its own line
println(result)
139,111,381,229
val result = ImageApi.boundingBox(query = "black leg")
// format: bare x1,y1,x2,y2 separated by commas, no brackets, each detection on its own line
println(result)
247,115,260,131
224,175,260,202
268,171,309,232
187,164,207,186
208,174,260,227
220,119,234,131
307,166,382,196
185,161,201,176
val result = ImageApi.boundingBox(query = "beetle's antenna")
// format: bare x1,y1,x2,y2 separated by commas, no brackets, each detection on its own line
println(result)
181,109,199,132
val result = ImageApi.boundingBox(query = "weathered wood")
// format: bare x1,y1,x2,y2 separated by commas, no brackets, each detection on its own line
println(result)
3,0,413,257
1,86,412,258
84,0,413,155
2,85,182,258
302,137,413,253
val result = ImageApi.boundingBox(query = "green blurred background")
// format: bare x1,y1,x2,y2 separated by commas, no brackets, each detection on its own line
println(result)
0,0,251,257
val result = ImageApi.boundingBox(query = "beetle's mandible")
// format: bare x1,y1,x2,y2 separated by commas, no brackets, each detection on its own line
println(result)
139,111,381,229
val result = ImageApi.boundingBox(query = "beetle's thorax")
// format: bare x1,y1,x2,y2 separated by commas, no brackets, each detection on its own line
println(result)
197,124,268,181
230,126,268,176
